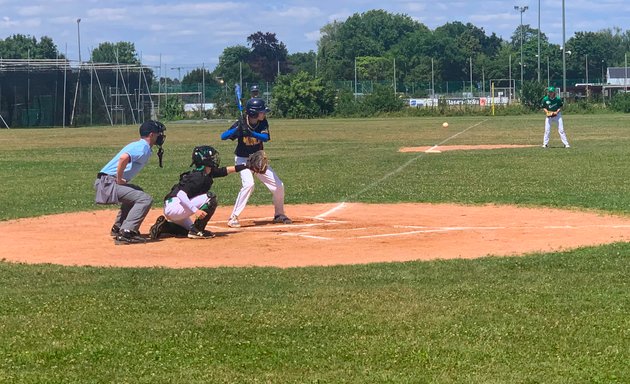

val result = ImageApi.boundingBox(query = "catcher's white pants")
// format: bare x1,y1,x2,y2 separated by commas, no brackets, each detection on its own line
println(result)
164,194,209,230
543,113,570,147
230,155,285,219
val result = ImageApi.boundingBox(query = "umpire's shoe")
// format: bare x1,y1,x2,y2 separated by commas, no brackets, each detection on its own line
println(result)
115,229,147,245
150,215,167,240
110,225,120,237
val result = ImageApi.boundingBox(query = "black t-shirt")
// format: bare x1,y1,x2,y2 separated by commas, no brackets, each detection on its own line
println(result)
164,167,229,201
232,118,270,157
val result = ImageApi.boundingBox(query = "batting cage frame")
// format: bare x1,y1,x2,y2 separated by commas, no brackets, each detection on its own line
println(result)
0,59,156,128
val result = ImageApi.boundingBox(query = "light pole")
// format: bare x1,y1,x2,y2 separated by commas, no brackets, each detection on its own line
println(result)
76,18,81,63
170,67,182,82
562,0,566,97
547,56,550,86
537,0,541,82
514,5,528,91
585,54,589,84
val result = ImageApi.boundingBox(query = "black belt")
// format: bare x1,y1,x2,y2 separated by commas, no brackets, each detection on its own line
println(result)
97,172,111,178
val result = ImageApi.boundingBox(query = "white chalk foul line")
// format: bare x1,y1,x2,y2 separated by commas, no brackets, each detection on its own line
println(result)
316,202,347,219
281,223,630,241
397,224,630,230
345,119,488,201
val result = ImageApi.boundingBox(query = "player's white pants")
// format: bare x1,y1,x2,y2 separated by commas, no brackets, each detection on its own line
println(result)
164,194,209,230
230,155,285,219
543,113,570,147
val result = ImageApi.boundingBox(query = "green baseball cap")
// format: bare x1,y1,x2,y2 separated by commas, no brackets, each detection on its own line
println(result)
547,86,556,93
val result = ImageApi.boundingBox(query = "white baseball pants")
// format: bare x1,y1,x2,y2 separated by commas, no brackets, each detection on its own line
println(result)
164,194,210,230
230,155,285,218
543,113,570,147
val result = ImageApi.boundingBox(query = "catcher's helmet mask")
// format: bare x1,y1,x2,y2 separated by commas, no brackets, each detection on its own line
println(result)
245,98,270,117
191,145,220,169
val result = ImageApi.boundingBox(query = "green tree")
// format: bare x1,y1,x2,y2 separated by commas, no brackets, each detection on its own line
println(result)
271,71,335,118
521,81,547,110
211,45,257,86
316,21,346,81
90,42,139,64
182,67,212,85
318,10,421,80
362,84,405,115
0,34,62,59
159,96,184,120
565,31,619,82
288,51,317,76
246,31,288,82
389,27,434,84
91,41,140,64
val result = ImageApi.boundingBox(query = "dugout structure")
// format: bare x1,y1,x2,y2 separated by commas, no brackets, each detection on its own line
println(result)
0,59,156,128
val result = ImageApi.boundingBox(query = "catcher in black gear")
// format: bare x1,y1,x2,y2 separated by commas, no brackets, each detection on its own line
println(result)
149,145,251,240
219,98,292,228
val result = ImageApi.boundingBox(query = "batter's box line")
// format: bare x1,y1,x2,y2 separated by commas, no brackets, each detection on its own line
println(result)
206,216,348,231
280,226,372,240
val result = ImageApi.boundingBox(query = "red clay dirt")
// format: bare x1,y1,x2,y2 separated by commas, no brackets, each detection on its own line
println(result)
2,203,630,269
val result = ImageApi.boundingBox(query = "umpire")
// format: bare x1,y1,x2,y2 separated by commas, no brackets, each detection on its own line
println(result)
94,120,166,244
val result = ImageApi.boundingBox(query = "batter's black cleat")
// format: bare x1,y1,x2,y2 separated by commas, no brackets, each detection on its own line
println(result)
110,225,120,237
187,229,215,239
149,215,167,240
115,229,146,245
273,214,292,224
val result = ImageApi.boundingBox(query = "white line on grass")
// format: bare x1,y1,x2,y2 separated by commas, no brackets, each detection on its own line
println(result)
345,119,488,201
311,120,489,221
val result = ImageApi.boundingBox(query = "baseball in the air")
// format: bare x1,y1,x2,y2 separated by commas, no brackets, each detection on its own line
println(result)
442,122,449,128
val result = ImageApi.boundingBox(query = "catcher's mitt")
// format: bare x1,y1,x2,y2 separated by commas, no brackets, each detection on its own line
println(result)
246,150,268,173
546,111,557,117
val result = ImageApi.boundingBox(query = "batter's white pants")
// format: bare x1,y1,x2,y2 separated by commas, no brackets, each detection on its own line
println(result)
543,113,570,147
164,194,210,230
230,155,285,219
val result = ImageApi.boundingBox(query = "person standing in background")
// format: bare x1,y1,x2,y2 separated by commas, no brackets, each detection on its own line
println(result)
541,86,570,148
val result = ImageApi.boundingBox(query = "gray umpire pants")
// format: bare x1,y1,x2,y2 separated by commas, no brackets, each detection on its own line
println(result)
114,183,153,233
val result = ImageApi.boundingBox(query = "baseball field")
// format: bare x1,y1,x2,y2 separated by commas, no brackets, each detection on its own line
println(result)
1,114,630,382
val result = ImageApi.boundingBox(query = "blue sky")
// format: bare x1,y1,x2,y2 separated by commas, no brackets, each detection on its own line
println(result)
1,0,628,78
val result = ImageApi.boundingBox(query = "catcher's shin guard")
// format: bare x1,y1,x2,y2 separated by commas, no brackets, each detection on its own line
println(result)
193,192,218,231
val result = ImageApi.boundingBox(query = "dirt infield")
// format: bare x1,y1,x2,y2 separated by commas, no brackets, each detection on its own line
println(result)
2,203,630,269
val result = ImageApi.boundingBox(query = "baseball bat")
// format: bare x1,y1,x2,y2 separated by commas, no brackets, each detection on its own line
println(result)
234,84,243,113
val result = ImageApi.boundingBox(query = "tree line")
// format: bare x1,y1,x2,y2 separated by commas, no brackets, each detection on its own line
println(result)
2,9,630,118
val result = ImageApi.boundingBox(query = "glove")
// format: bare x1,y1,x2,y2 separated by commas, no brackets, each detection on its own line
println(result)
546,111,557,117
246,150,269,174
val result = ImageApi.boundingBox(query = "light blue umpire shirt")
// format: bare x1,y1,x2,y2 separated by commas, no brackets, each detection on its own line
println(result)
99,139,152,181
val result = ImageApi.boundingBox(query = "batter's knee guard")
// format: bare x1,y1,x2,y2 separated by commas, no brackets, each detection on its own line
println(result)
193,192,218,231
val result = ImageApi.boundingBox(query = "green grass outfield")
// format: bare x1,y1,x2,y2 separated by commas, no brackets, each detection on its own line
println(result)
1,115,630,383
